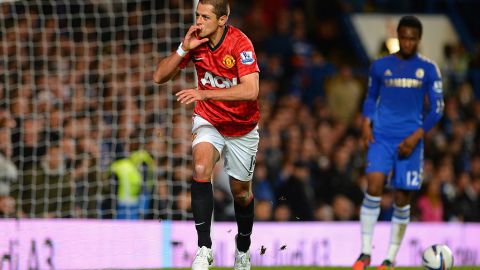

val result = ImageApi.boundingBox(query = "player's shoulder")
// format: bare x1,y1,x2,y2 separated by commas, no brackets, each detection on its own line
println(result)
416,54,439,69
371,54,396,66
227,25,252,43
417,54,441,76
370,54,396,72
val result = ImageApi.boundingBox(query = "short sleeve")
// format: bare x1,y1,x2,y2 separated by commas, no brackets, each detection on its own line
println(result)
233,36,260,78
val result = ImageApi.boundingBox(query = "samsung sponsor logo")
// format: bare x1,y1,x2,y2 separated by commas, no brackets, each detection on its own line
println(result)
384,78,423,88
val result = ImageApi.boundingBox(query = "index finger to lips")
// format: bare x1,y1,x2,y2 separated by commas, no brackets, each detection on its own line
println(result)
189,25,201,33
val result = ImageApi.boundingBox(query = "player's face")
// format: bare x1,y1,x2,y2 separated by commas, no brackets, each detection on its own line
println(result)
195,3,227,38
397,26,420,57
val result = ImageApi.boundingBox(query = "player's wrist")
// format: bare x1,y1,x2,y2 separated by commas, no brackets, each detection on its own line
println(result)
199,90,209,100
176,42,189,57
414,128,425,138
362,118,372,128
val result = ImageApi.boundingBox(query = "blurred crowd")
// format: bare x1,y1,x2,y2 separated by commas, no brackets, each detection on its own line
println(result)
0,0,480,222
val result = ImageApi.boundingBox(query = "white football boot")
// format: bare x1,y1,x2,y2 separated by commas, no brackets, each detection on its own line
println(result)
191,246,213,270
233,248,251,270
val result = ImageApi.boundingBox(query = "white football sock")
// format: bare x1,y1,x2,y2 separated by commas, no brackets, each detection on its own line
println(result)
360,193,381,255
386,204,410,262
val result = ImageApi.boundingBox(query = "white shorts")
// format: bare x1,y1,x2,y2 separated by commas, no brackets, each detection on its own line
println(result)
191,115,259,181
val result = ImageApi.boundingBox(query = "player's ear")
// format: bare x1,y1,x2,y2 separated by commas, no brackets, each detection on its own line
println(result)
218,15,228,27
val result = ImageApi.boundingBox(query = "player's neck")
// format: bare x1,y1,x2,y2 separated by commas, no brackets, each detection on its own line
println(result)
208,25,226,48
395,51,417,60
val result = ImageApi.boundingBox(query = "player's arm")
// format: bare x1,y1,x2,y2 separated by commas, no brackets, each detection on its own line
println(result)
152,49,185,84
153,25,208,84
398,65,444,156
422,72,444,132
361,62,381,146
175,72,259,104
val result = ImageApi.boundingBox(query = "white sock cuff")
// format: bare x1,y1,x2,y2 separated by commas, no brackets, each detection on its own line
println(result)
392,204,410,224
394,204,410,211
365,193,381,202
362,193,381,209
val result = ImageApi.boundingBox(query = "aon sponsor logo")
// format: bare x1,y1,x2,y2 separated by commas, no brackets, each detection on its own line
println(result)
200,72,238,88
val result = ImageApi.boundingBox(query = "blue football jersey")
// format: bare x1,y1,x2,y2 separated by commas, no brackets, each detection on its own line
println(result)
362,53,444,138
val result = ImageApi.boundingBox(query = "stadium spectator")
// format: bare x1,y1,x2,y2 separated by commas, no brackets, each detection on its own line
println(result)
331,194,355,221
252,162,274,203
0,195,16,218
254,200,273,221
73,153,103,218
0,126,18,214
12,144,73,218
273,203,291,222
313,203,334,221
12,117,44,169
277,161,315,221
106,155,143,219
453,173,480,221
303,50,335,106
416,179,444,221
325,64,363,125
173,190,192,220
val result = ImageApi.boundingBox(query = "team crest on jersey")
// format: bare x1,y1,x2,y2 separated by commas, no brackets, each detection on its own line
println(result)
384,69,392,76
240,51,255,65
222,54,235,69
416,68,425,79
433,80,443,93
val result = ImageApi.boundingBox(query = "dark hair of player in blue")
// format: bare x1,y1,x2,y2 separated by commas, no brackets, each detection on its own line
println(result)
397,15,423,38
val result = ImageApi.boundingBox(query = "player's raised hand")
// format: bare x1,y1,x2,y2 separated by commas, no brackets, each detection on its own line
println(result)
182,25,209,51
176,88,207,104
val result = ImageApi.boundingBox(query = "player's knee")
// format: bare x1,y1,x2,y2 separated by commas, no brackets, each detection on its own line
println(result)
232,189,252,206
193,164,211,180
366,185,383,196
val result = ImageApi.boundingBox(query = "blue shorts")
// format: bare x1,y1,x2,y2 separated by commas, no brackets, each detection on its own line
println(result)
365,134,424,190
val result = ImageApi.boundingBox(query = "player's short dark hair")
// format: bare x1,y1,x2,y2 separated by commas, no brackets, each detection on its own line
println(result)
199,0,230,18
397,15,422,38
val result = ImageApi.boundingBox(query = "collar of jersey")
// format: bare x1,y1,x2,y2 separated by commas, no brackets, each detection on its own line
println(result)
208,25,229,52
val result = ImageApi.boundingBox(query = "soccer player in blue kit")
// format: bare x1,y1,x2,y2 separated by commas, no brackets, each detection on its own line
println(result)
353,16,444,270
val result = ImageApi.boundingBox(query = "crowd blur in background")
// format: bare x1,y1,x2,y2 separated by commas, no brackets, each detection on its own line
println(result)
0,0,480,222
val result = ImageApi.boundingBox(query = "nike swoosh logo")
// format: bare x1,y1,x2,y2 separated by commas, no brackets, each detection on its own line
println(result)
195,222,205,226
193,57,203,61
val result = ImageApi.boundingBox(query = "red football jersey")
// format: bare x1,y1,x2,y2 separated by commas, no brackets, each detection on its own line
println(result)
179,25,260,137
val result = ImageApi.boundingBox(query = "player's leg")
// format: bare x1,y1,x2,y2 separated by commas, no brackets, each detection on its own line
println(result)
354,172,385,270
230,177,254,269
378,189,412,270
354,137,393,270
225,127,259,270
379,140,423,269
192,142,220,248
230,178,254,251
191,116,224,269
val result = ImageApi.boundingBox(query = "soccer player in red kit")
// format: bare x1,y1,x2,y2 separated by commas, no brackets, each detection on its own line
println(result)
153,0,259,269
